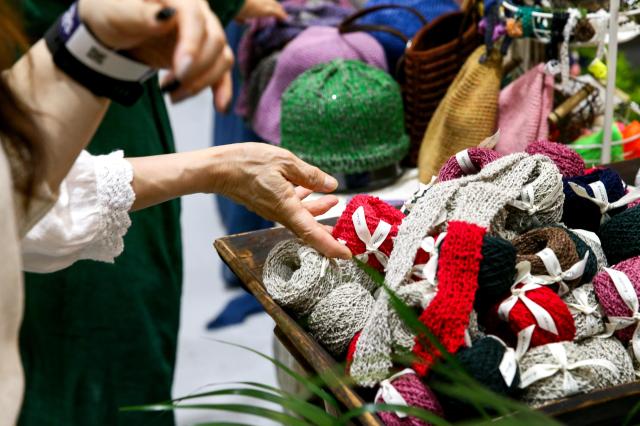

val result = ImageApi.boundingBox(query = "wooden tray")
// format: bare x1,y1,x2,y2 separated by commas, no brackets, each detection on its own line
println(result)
214,159,640,426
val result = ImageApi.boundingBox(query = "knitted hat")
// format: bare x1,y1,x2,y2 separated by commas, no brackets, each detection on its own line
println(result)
418,46,502,182
599,205,640,265
281,60,410,174
236,51,280,121
518,337,634,408
238,1,355,80
253,27,388,145
308,282,375,356
332,195,405,272
570,125,624,167
430,336,520,420
562,168,627,232
263,239,375,316
593,258,640,343
437,148,503,182
496,64,555,154
374,369,444,426
512,227,584,291
350,154,565,386
491,279,576,347
358,0,459,69
562,283,605,341
524,140,585,178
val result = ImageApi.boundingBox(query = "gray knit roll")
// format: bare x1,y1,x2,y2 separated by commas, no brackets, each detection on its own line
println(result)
519,337,634,408
263,239,342,316
307,282,375,356
351,153,564,386
562,284,605,341
388,280,438,351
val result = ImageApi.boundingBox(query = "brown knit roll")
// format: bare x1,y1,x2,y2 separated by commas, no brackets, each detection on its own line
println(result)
417,46,502,182
512,227,581,288
402,10,480,166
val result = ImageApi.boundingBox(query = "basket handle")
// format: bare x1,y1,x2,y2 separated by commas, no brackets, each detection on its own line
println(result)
339,4,428,45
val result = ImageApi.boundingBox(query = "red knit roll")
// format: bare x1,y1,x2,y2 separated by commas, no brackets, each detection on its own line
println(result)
490,283,576,347
332,195,405,271
345,331,361,375
412,221,486,376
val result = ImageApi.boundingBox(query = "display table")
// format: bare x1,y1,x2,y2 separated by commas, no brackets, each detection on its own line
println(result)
214,158,640,425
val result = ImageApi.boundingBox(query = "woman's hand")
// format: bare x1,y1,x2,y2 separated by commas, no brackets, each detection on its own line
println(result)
78,0,233,109
213,144,351,259
236,0,288,22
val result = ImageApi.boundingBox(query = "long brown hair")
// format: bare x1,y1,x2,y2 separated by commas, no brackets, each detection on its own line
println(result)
0,0,43,194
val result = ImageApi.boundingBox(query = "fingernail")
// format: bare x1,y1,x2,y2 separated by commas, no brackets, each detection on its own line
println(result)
324,175,338,191
160,79,181,93
176,54,193,80
156,7,176,21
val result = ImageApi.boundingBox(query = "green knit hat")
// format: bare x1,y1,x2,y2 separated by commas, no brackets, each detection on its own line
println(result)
280,59,409,174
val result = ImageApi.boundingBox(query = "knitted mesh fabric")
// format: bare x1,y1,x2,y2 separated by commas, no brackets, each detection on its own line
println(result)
255,26,388,145
412,221,486,376
350,154,564,386
263,239,375,316
593,256,640,342
599,205,640,265
332,194,406,272
512,227,581,288
282,59,410,174
475,235,517,313
418,46,503,182
346,331,361,374
375,372,444,426
572,228,608,271
525,140,585,178
496,64,554,155
519,337,635,408
437,148,503,182
563,228,598,283
490,283,576,347
360,0,459,70
562,168,627,231
502,159,564,238
307,282,375,356
389,281,440,351
561,283,605,341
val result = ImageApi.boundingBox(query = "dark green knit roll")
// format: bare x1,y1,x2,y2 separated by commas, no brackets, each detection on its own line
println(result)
599,204,640,265
281,59,409,174
564,229,598,284
475,235,517,313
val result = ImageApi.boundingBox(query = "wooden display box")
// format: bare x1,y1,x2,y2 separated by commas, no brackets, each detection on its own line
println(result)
214,159,640,425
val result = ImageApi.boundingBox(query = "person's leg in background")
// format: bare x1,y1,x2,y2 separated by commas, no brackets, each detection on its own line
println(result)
208,21,272,328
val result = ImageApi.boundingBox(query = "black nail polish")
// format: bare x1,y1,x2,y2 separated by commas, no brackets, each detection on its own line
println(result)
156,7,176,21
160,79,181,93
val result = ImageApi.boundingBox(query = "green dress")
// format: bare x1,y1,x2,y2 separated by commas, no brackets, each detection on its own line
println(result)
18,1,243,425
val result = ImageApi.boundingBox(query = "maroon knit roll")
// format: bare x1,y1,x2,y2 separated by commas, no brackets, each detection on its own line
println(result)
437,148,502,181
375,372,444,426
593,256,640,342
525,140,585,177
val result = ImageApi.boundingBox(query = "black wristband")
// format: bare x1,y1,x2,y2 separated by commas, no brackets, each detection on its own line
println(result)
44,3,156,106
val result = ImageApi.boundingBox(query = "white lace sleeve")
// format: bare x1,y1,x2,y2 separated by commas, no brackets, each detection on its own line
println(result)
21,150,135,273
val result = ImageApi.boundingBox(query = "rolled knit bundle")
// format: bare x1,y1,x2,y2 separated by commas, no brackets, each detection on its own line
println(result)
562,168,627,231
524,140,585,178
346,331,361,374
437,148,502,182
562,284,605,341
475,235,517,312
492,282,576,347
519,338,633,407
512,227,582,289
571,228,608,271
389,281,439,352
374,370,444,426
263,239,341,316
307,282,375,356
503,159,564,236
599,205,640,265
563,228,598,283
332,194,405,272
592,258,640,342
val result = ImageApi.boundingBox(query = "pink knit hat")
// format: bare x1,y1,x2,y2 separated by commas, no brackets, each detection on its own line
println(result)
252,26,388,144
495,64,554,154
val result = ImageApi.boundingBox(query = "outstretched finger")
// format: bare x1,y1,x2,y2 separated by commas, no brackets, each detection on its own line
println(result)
284,205,351,259
294,186,313,200
281,154,338,193
301,195,339,217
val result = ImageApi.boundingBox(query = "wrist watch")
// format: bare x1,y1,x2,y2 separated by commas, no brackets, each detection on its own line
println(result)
44,2,157,106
